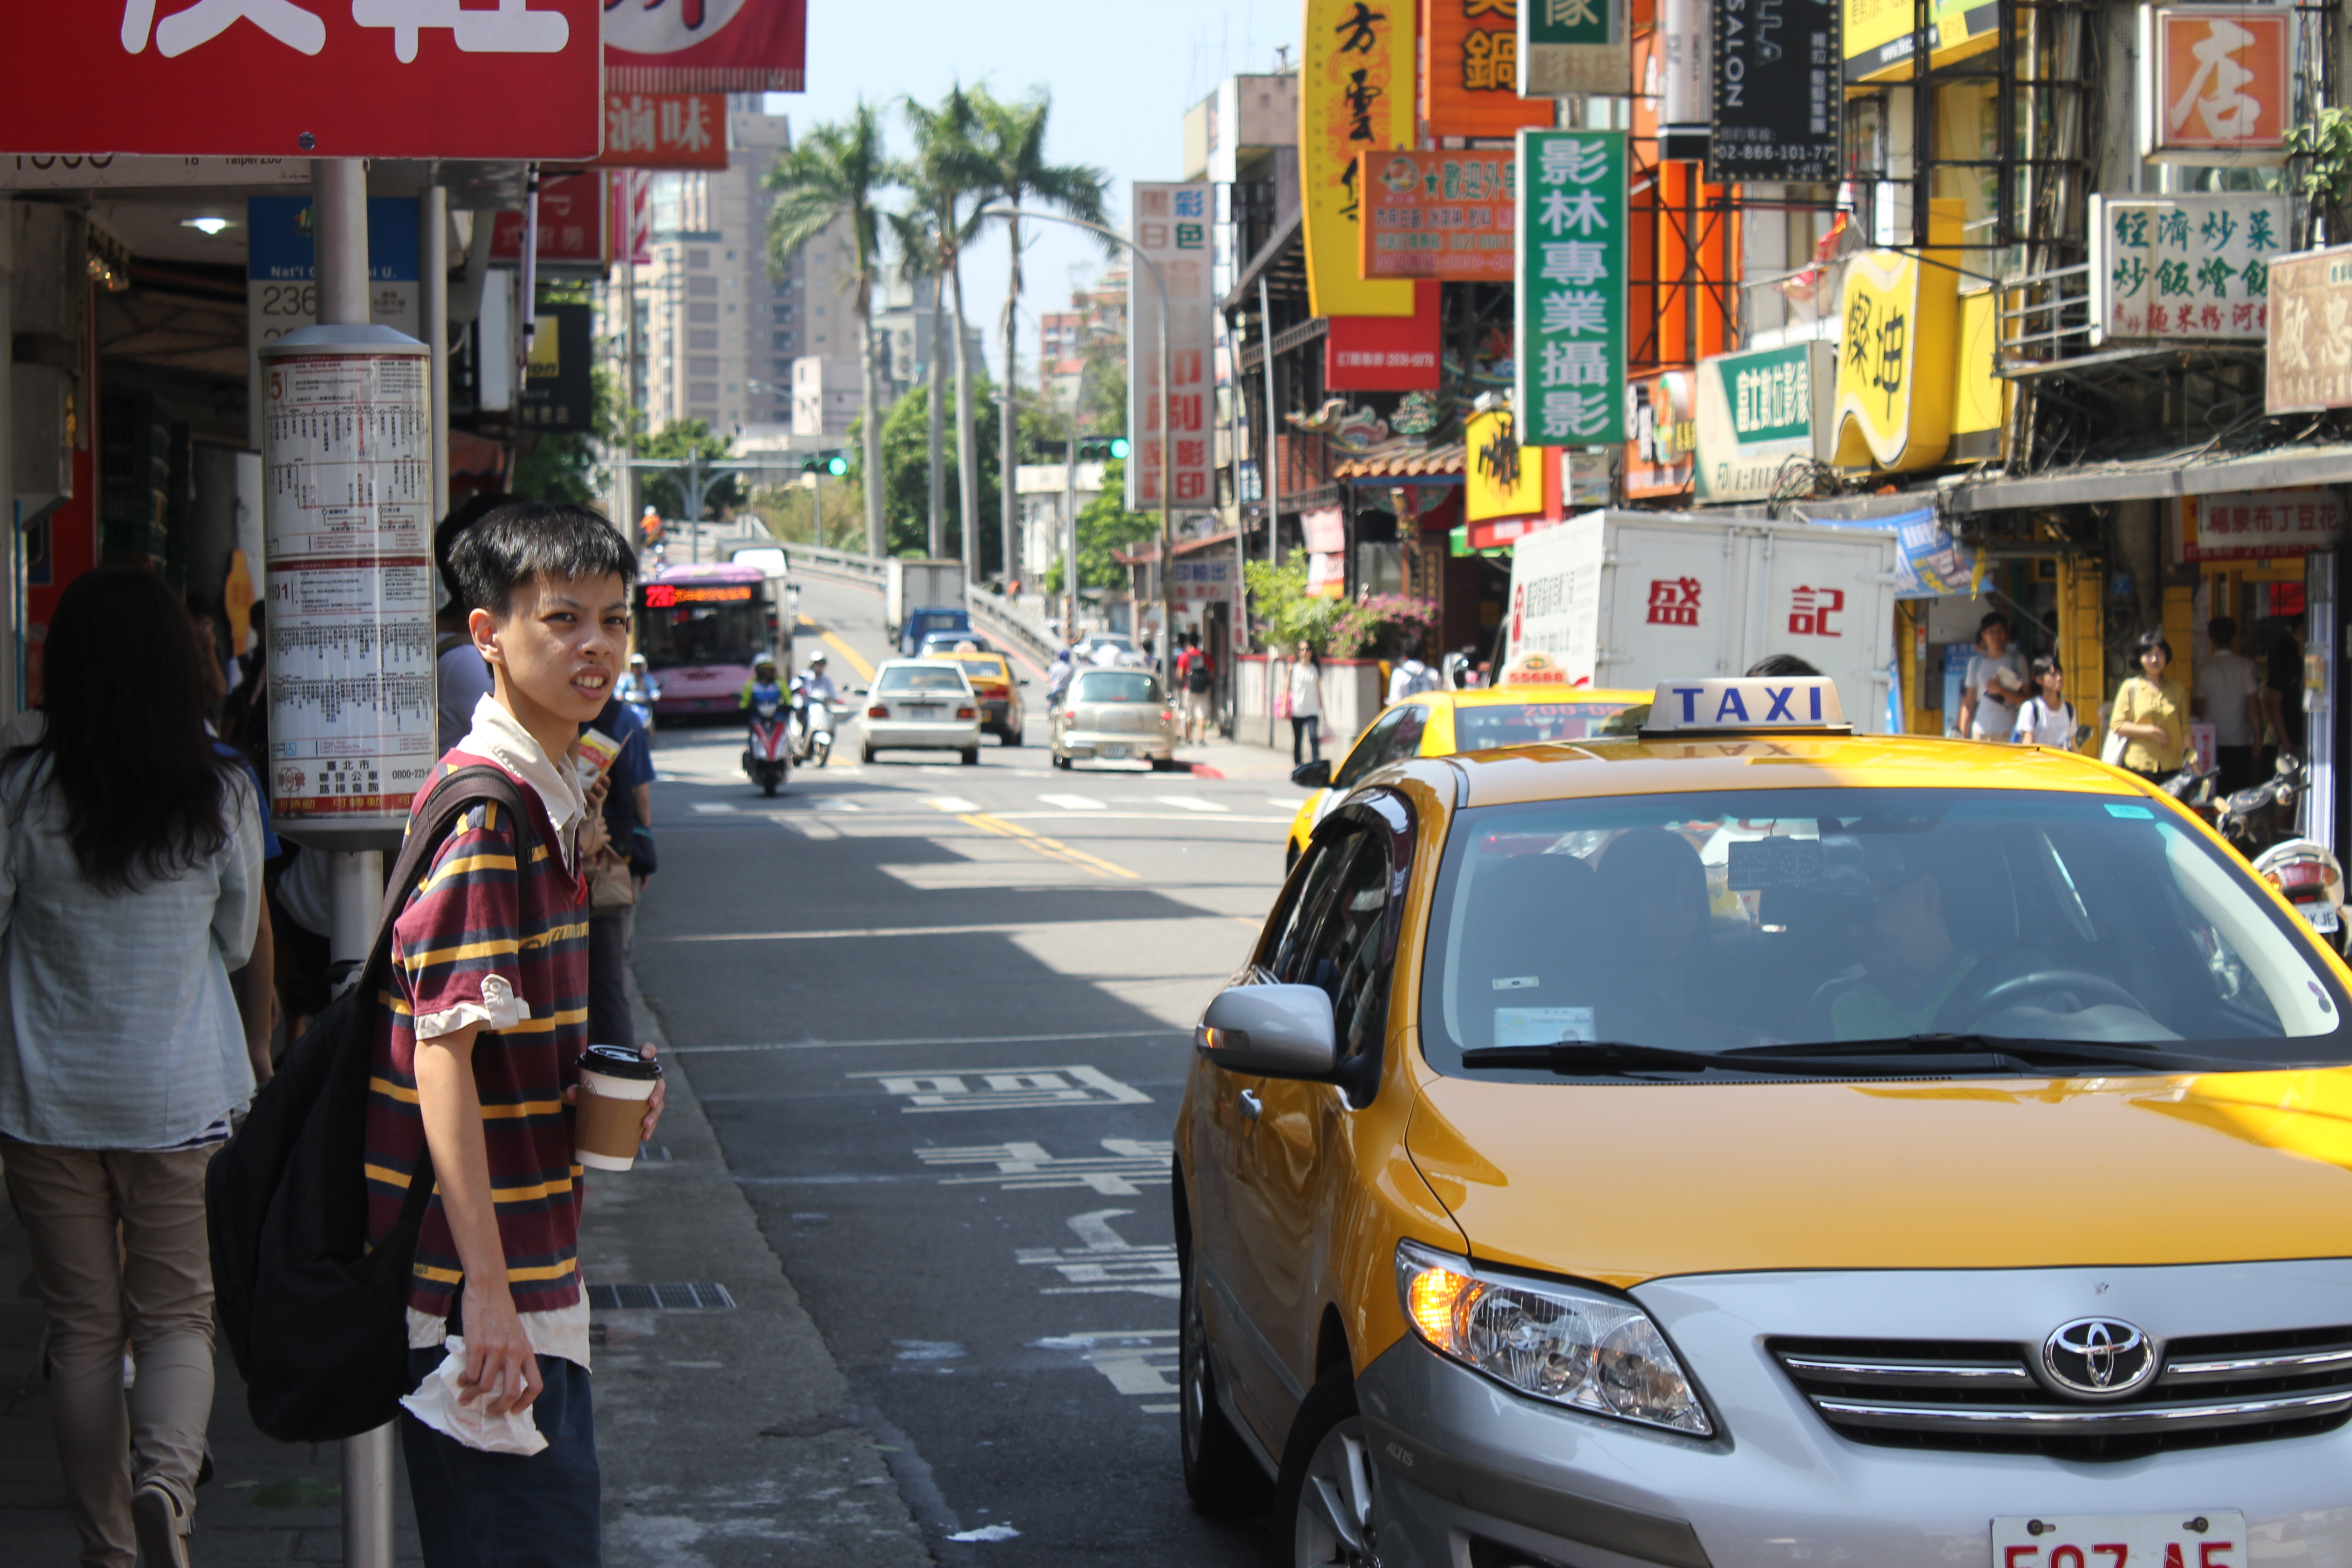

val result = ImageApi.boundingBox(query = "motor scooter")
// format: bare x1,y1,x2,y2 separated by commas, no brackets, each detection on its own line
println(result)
621,681,659,736
744,696,790,795
2251,836,2349,951
790,680,835,768
2216,754,2305,860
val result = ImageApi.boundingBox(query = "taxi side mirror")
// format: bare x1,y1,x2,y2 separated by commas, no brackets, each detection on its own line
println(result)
1195,984,1337,1079
1291,759,1332,789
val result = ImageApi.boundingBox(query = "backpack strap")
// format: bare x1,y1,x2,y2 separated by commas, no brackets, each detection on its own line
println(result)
363,764,529,1238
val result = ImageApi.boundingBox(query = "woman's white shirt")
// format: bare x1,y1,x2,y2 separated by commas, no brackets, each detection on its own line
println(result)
1287,660,1322,718
2013,696,2077,749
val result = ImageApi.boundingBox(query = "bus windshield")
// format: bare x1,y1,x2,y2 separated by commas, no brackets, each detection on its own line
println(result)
636,577,770,669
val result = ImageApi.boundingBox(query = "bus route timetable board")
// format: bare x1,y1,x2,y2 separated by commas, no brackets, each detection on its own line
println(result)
260,344,437,827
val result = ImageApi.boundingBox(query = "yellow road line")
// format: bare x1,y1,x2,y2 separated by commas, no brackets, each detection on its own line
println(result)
959,813,1141,880
803,625,873,682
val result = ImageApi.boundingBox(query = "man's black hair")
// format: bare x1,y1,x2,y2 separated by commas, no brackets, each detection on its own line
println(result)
1745,653,1821,678
2208,614,2238,647
450,502,637,617
435,490,521,603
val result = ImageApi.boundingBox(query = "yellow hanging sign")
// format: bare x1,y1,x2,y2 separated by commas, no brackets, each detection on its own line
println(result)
1302,0,1418,318
1466,408,1544,521
1831,199,1961,472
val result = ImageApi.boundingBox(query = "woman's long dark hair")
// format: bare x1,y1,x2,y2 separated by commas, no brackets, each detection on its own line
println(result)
11,569,239,892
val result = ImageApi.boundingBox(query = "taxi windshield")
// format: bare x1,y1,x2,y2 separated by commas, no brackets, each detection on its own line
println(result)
1454,700,1636,750
1418,787,2351,1078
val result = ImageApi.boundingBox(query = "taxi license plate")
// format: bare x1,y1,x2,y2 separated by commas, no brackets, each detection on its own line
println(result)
1994,1511,2245,1568
1098,745,1130,760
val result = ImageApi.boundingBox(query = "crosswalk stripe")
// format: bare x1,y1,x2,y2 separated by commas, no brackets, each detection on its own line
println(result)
813,797,863,812
774,817,840,840
1152,795,1227,813
925,796,983,813
1037,794,1105,811
691,803,739,815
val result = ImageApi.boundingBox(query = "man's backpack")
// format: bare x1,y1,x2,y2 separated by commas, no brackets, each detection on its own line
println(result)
1186,654,1214,694
206,765,525,1443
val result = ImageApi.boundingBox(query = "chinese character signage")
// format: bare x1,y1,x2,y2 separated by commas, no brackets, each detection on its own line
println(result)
1624,371,1696,499
1519,0,1633,94
2091,193,2282,344
2141,7,2290,165
1361,150,1518,281
1515,129,1628,447
491,173,608,271
588,94,730,170
1328,283,1444,390
2190,490,2343,560
1466,409,1546,521
1424,0,1553,137
607,0,807,93
1169,558,1242,606
1,2,601,159
247,196,421,371
1127,183,1217,514
1303,0,1420,318
2266,245,2352,413
1694,343,1828,503
520,303,593,432
1830,200,1961,471
1711,0,1842,183
1842,0,1997,84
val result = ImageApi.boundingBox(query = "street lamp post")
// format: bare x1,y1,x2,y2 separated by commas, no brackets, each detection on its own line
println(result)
977,206,1173,681
626,450,803,561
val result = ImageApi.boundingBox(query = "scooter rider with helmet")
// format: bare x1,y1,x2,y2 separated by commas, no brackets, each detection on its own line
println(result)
617,652,660,730
740,652,784,736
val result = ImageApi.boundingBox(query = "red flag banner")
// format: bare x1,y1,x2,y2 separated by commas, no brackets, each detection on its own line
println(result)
605,0,808,93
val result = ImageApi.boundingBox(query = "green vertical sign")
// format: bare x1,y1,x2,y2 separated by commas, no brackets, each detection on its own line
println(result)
1514,128,1627,447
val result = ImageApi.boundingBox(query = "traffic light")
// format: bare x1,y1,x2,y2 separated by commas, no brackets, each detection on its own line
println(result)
1077,436,1130,461
799,450,850,477
826,452,849,477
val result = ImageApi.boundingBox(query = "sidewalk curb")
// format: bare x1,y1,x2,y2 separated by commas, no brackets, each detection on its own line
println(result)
585,971,933,1567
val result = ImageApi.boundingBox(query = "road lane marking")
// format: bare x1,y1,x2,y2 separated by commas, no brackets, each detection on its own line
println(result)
1016,1209,1179,1299
664,922,1036,943
1036,794,1105,810
916,1138,1172,1194
666,1028,1182,1055
812,797,863,812
774,817,840,840
1034,1330,1180,1410
846,1063,1151,1112
962,811,1294,826
815,628,873,682
960,812,1140,879
1151,794,1227,812
691,802,739,814
924,795,982,813
1267,795,1303,809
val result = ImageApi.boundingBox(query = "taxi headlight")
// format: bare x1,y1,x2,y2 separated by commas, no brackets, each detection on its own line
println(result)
1394,1240,1710,1436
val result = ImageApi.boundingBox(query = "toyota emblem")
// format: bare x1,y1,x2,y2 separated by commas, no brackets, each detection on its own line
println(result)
2040,1318,2158,1398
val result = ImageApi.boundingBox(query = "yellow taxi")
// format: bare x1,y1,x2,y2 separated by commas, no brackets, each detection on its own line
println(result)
921,647,1026,745
1178,675,2352,1568
1284,684,1649,868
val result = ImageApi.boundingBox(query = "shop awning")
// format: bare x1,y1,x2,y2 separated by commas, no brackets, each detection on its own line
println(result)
1332,442,1469,482
1113,529,1243,567
1948,440,2352,513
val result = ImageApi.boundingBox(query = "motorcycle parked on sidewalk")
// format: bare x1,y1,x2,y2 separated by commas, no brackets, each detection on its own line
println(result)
2251,836,2349,951
2216,754,2305,860
744,696,791,796
791,683,835,768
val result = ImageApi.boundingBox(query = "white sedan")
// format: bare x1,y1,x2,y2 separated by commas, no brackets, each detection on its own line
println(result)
858,660,983,765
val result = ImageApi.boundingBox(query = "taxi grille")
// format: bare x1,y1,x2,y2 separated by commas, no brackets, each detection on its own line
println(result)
1772,1326,2352,1460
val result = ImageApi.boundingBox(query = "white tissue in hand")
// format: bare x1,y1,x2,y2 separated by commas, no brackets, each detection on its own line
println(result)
398,1337,549,1456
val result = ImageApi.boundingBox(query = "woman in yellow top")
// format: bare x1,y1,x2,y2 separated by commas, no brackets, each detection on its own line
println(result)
2109,629,2189,779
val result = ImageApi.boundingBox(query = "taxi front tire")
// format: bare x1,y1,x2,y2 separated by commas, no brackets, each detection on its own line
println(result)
1178,1253,1261,1514
1278,1363,1379,1568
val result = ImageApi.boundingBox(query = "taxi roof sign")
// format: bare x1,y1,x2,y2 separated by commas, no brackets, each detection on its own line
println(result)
1642,677,1850,735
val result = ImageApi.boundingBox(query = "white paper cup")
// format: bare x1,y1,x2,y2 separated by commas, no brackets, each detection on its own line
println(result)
575,1045,661,1171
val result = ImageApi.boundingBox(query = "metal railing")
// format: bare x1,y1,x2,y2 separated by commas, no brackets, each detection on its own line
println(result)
780,542,885,583
779,544,1060,669
1996,261,2093,373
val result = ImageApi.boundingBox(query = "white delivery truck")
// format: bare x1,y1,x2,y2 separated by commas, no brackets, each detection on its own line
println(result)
1504,510,1902,732
883,558,968,643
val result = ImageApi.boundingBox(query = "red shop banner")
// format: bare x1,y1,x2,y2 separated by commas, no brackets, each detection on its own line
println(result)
492,172,608,266
606,0,808,93
0,1,601,159
588,93,730,170
1326,281,1443,391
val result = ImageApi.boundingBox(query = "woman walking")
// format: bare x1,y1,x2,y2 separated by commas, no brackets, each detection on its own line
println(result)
0,569,265,1568
2107,630,2189,783
1286,641,1325,767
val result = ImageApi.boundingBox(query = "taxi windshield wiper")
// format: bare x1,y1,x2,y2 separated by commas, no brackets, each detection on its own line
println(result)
1760,1034,2274,1074
1458,1041,1934,1077
1458,1035,2266,1078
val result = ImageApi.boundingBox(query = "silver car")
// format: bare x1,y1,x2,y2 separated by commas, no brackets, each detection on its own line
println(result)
1051,667,1176,770
858,659,982,765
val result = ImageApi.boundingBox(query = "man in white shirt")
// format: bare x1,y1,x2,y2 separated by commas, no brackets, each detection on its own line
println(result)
2195,615,2264,793
1387,656,1437,703
1960,613,2027,740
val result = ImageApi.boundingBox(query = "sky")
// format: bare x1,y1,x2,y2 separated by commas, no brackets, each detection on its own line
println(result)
762,0,1299,385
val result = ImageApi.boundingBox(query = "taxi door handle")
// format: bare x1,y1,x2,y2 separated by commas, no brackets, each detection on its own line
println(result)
1237,1089,1263,1123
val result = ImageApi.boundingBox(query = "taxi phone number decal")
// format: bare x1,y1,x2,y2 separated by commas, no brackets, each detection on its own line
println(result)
1994,1512,2244,1568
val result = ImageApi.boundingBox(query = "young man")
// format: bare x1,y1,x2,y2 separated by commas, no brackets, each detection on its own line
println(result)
2195,615,2264,793
365,502,662,1566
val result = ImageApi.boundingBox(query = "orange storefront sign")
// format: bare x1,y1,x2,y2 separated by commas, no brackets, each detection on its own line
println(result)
1422,0,1554,139
2148,7,2289,159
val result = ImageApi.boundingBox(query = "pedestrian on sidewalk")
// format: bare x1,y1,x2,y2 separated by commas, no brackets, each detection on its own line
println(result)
2012,656,2078,751
1177,633,1215,745
1285,641,1326,766
366,503,664,1567
2107,630,2189,784
2195,616,2262,793
0,568,266,1568
584,691,656,1050
433,491,516,754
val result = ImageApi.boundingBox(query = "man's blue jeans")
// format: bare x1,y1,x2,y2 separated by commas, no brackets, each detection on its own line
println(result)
401,1350,601,1568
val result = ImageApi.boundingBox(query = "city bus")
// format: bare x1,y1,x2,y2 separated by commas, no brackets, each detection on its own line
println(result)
633,561,789,720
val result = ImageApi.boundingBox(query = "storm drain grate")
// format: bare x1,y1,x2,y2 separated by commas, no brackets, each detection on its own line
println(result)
585,1282,736,1312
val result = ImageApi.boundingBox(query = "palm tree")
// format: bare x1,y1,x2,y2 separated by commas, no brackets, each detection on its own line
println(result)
973,88,1109,586
904,85,993,582
763,103,895,558
883,206,949,559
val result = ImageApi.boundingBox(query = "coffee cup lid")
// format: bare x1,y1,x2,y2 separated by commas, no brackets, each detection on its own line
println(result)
579,1043,662,1081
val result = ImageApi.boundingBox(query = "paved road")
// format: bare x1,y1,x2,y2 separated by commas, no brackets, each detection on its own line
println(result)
635,570,1295,1562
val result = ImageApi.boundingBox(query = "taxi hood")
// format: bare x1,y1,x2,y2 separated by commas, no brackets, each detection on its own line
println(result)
1407,1067,2352,1287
